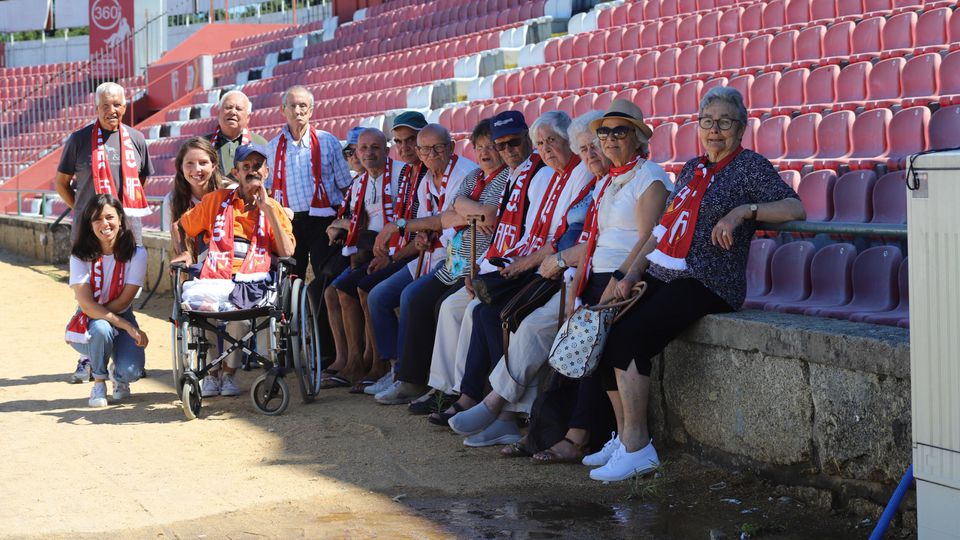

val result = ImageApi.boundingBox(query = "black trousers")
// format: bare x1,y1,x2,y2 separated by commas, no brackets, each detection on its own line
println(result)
291,213,339,281
395,276,464,386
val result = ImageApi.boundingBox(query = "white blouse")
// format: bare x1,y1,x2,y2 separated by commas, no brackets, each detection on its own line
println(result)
592,159,673,273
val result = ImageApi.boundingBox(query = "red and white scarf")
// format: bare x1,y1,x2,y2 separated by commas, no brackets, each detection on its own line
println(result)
91,122,150,216
211,126,250,146
270,128,335,217
486,153,543,259
342,158,395,256
202,189,273,282
503,155,581,258
453,165,507,233
648,146,743,271
389,162,425,253
573,156,641,297
65,256,126,344
422,154,461,252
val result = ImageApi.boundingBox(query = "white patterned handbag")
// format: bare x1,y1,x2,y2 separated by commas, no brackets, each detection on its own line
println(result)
547,283,647,379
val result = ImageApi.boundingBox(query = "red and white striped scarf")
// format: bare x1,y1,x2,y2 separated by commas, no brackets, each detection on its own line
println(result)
503,155,581,258
389,162,425,253
453,164,507,233
648,146,743,271
342,158,395,256
270,128,335,217
486,153,543,259
201,188,273,282
91,122,150,216
211,126,250,146
422,154,461,252
65,256,126,344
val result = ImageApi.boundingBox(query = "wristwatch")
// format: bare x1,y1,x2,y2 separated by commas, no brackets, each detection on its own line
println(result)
748,204,759,221
556,252,567,269
396,218,407,236
612,269,626,281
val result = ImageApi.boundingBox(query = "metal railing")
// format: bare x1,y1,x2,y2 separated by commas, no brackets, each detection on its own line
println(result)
760,220,907,238
0,188,169,232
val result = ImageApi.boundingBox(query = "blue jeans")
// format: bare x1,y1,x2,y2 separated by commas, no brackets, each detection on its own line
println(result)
69,310,144,383
367,266,415,361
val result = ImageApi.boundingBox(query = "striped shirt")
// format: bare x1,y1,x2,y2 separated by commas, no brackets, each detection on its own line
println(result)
266,126,353,212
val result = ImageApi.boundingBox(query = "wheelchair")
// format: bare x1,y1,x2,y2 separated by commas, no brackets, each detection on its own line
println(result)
170,258,321,420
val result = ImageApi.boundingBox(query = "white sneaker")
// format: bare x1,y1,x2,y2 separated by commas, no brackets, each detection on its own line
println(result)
373,380,400,400
200,375,221,397
589,439,660,482
88,381,108,408
364,372,394,396
582,432,621,467
70,357,92,384
219,373,240,396
112,380,131,400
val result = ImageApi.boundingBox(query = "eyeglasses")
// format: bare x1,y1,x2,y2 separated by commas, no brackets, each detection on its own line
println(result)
596,126,633,141
698,117,739,131
494,137,524,151
474,143,497,153
417,143,451,155
342,146,356,158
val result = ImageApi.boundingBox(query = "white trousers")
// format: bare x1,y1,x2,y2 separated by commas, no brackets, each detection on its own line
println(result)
489,289,563,414
428,287,480,394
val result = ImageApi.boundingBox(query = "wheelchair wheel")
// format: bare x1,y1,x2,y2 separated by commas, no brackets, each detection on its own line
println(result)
181,375,202,420
290,278,321,404
250,371,290,416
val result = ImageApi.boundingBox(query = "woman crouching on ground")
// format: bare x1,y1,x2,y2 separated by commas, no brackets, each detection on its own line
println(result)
65,194,150,408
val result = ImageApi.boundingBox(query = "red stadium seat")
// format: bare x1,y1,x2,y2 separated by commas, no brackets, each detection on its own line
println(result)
659,17,679,46
572,34,590,59
699,11,721,39
798,169,837,221
940,51,960,106
595,90,617,112
823,20,854,62
679,14,701,43
813,110,855,170
802,64,838,113
853,258,909,327
915,7,952,54
606,27,625,53
929,105,960,151
745,34,772,68
848,108,893,170
900,53,940,108
727,74,753,107
641,22,662,48
634,86,656,118
786,0,811,27
698,41,723,75
756,115,791,160
807,245,902,321
558,94,577,116
654,82,679,118
551,64,570,90
618,54,639,83
742,241,815,310
880,11,917,58
835,61,871,110
719,7,742,35
582,59,602,88
742,117,760,152
793,25,825,68
657,48,681,79
779,170,802,191
762,0,787,30
721,37,747,73
772,68,808,116
770,30,798,69
766,243,857,315
851,16,885,61
676,80,703,116
887,106,930,168
750,70,781,115
565,63,585,90
622,23,643,50
650,121,678,164
677,45,702,78
781,112,821,170
671,121,701,170
636,51,659,81
601,56,621,86
832,169,878,223
810,0,837,22
575,92,597,117
865,57,905,109
871,171,907,225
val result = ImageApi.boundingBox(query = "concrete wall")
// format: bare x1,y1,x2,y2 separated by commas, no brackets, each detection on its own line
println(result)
0,213,912,516
4,36,90,66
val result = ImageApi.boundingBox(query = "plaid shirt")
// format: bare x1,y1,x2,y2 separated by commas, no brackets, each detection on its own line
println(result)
266,125,353,212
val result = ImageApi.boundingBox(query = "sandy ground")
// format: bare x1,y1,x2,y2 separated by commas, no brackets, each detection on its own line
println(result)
0,249,887,539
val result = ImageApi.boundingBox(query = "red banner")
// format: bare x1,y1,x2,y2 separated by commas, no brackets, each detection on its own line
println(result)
89,0,134,78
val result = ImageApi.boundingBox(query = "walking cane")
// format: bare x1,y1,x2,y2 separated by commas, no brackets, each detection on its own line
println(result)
466,214,485,279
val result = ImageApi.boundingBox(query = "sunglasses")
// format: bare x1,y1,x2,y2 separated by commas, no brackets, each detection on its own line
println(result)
494,137,524,151
342,146,356,158
596,126,633,141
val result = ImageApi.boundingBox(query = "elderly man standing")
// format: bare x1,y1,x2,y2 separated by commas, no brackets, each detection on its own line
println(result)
366,123,477,404
55,81,154,384
210,90,268,177
56,81,153,246
266,85,352,283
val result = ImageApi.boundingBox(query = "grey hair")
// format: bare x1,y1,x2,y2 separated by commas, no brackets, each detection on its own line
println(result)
699,86,748,126
567,110,604,153
281,85,314,109
95,82,126,106
219,89,254,113
357,127,387,146
529,111,572,144
418,123,452,144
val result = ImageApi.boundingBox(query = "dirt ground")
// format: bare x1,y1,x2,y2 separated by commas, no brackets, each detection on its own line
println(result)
0,249,896,539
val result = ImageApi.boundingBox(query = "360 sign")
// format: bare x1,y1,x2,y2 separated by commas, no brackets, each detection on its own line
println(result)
91,0,122,31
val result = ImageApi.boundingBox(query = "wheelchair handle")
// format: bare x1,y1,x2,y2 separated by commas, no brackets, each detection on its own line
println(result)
277,257,297,268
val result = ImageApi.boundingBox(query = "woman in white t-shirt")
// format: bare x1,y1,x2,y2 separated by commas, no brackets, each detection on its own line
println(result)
66,194,150,408
166,137,229,260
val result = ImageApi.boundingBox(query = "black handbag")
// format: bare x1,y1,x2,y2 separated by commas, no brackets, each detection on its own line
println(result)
499,275,563,333
473,270,537,305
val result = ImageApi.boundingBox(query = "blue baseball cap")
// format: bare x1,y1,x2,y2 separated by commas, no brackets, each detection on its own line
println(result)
490,110,528,141
235,143,269,163
392,111,428,131
346,126,364,146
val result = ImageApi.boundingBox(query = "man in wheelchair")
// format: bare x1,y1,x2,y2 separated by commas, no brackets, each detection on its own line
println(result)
172,143,296,397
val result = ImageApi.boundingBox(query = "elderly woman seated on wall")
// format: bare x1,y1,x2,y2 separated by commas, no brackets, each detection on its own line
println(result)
586,87,806,483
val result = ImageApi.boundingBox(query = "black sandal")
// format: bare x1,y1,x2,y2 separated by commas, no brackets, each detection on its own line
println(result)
501,440,532,458
427,402,465,426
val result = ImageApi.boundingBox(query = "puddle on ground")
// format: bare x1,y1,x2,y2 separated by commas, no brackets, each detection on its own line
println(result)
407,497,860,539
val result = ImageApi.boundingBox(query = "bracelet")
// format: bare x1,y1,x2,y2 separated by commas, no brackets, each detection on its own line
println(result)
612,269,626,281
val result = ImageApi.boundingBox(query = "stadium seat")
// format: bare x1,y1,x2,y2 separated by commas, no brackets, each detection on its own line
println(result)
770,30,798,69
766,243,857,314
742,241,815,309
677,45,702,79
756,115,791,160
813,110,855,170
900,53,941,108
745,34,772,68
741,3,764,33
798,169,837,221
699,10,721,40
654,82,679,118
835,61,871,110
750,70,781,116
745,238,779,299
786,0,811,27
806,245,902,320
810,0,836,22
851,16,884,61
676,80,703,117
772,68,808,116
657,48,681,79
848,108,893,170
793,25,825,68
852,258,909,326
915,7,952,54
650,121,678,164
670,121,701,171
886,106,930,168
865,57,905,109
871,170,907,225
801,64,837,113
781,112,821,170
928,105,960,151
728,74,754,107
779,170,802,191
822,21,854,63
741,117,760,151
831,170,878,223
939,51,960,106
719,6,742,35
880,11,917,58
762,0,787,29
